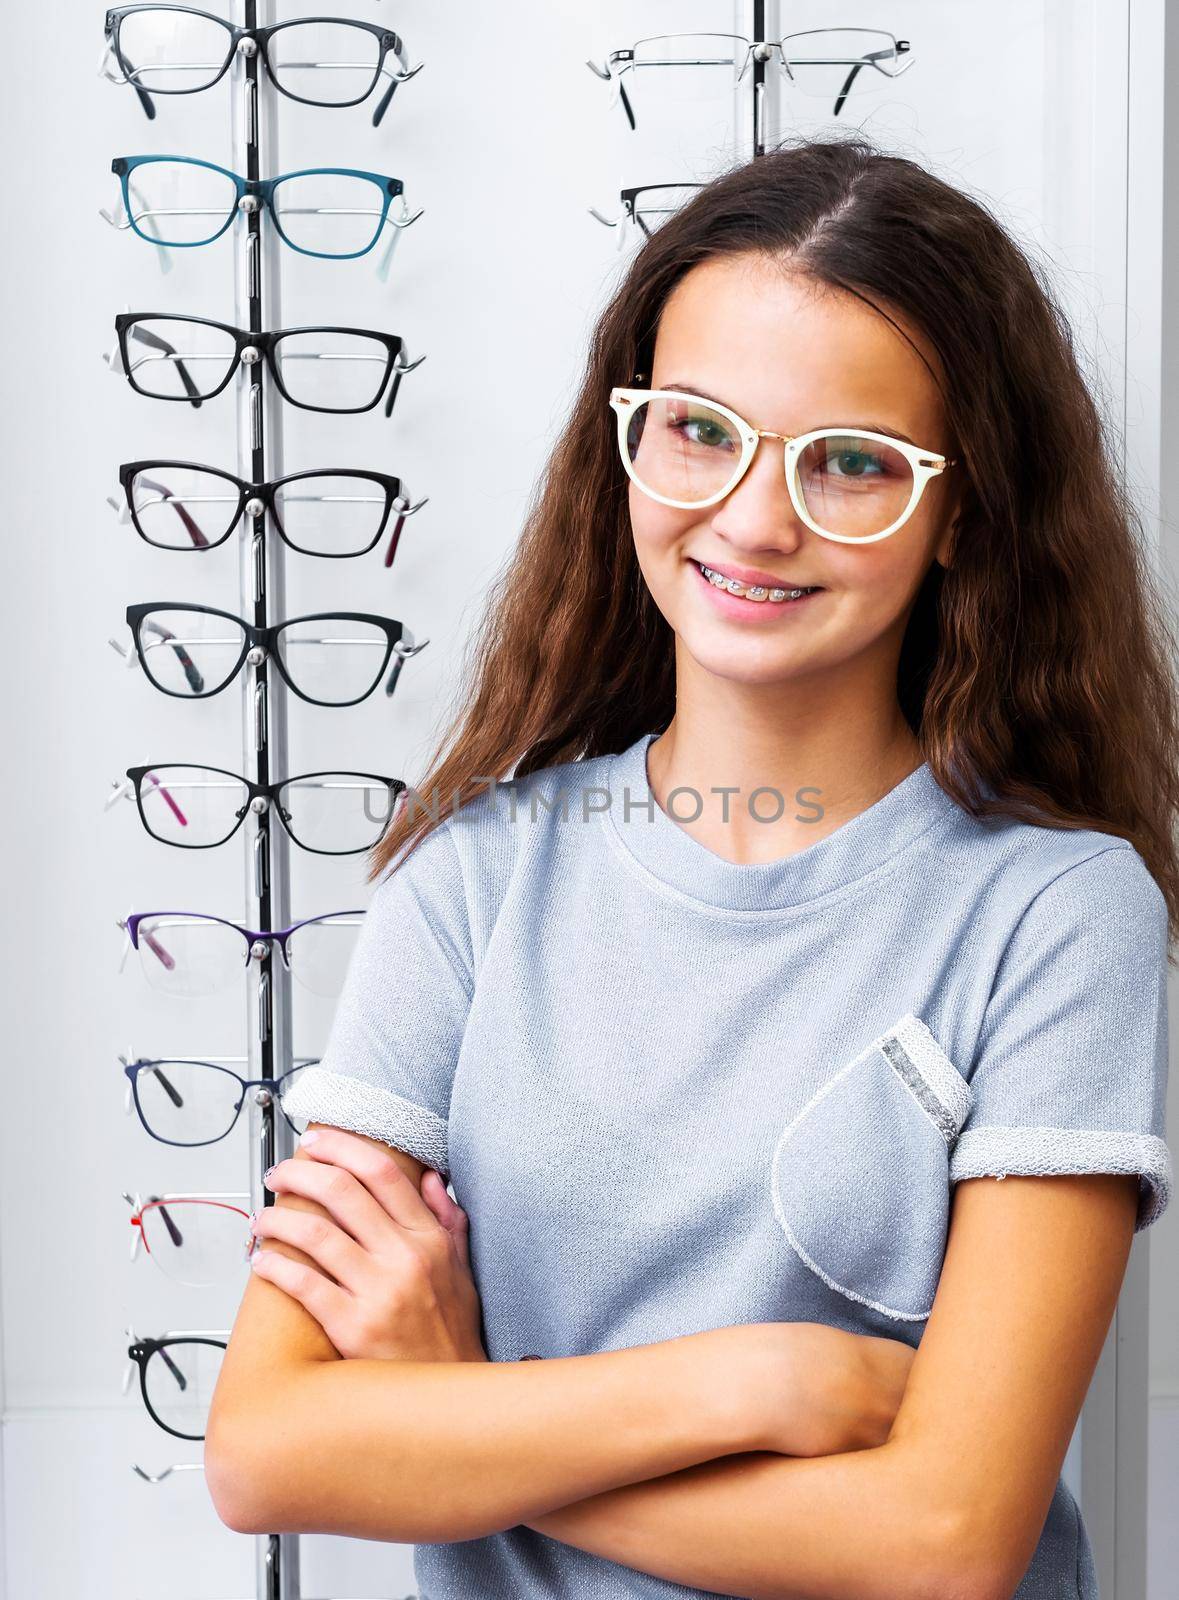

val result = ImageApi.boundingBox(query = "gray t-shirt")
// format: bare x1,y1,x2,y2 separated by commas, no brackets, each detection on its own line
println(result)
282,730,1172,1599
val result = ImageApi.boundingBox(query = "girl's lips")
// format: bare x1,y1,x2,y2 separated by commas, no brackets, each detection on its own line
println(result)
690,558,827,621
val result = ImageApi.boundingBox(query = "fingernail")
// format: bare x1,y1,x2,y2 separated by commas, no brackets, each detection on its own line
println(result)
250,1250,267,1269
263,1164,277,1185
299,1129,321,1147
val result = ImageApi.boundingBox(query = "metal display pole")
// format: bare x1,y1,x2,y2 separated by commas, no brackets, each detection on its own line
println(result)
229,3,298,1596
751,0,767,155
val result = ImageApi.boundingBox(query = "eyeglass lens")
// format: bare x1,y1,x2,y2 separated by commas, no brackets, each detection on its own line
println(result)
266,21,386,106
272,473,392,554
778,29,903,97
124,316,239,401
115,10,235,92
141,1339,224,1440
271,329,392,410
133,1060,311,1145
623,396,917,540
628,34,751,102
269,170,390,257
138,1197,252,1288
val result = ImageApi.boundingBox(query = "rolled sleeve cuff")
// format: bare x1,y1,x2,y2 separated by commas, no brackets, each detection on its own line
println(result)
280,1066,450,1179
950,1126,1173,1233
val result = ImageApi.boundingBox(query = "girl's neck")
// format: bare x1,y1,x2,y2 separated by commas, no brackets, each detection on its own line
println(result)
644,715,924,868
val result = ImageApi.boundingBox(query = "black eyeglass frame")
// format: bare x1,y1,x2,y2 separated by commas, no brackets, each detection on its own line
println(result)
113,311,412,417
104,5,408,124
125,762,406,853
126,1334,226,1440
125,600,421,706
621,183,705,238
118,459,410,558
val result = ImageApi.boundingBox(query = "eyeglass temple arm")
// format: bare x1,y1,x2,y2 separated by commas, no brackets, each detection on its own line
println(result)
830,41,912,115
109,623,203,694
372,39,423,127
138,1059,186,1110
832,61,862,117
384,350,425,419
100,177,176,273
140,619,206,695
586,52,637,130
130,325,203,409
140,768,190,827
384,492,428,568
124,1189,184,1250
384,633,429,696
374,201,416,284
133,475,212,548
98,38,157,121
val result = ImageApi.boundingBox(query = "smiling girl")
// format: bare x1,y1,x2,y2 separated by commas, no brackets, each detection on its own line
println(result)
206,135,1179,1600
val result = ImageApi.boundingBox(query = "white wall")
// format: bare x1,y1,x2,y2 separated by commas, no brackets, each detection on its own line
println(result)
0,3,1173,1596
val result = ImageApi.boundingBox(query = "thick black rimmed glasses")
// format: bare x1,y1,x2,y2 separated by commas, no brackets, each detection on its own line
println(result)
125,1333,226,1440
120,601,428,705
103,7,421,125
111,312,422,416
116,460,427,565
115,763,404,853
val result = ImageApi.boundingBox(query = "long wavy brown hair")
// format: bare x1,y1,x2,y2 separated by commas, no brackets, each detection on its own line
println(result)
369,133,1179,951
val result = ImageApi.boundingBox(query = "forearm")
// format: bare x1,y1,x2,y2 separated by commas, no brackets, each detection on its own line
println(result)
524,1442,964,1600
208,1330,752,1543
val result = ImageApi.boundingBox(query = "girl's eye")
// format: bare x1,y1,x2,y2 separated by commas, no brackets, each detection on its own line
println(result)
826,448,885,477
672,416,733,449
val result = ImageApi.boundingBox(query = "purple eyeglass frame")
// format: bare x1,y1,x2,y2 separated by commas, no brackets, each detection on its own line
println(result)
124,909,363,972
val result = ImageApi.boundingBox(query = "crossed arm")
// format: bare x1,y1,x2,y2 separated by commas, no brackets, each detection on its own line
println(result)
205,1131,1138,1600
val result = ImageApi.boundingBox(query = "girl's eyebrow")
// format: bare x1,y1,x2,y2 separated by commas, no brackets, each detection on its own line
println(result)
655,378,919,447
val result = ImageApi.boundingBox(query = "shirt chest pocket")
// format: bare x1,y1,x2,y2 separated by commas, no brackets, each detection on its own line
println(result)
769,1014,974,1324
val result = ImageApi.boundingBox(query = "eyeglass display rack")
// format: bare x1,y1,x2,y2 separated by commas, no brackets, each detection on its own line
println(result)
105,4,398,1597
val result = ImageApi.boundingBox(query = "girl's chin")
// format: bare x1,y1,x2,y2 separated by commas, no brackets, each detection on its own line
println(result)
676,631,819,684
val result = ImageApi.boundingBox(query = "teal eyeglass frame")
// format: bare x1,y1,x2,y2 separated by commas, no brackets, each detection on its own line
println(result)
111,153,413,259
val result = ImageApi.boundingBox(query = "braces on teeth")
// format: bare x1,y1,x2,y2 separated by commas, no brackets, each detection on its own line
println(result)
699,563,817,603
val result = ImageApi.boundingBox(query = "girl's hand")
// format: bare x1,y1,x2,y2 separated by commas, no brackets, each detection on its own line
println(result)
249,1127,487,1365
726,1322,917,1457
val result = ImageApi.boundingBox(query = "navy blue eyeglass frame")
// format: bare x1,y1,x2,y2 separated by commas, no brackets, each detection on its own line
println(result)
104,6,407,125
124,1057,319,1147
112,154,405,259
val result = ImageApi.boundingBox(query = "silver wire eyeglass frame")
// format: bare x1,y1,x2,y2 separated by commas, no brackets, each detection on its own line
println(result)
608,387,959,545
587,28,913,129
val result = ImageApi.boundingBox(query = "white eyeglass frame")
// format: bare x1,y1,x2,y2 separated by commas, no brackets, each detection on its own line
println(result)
609,386,959,545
